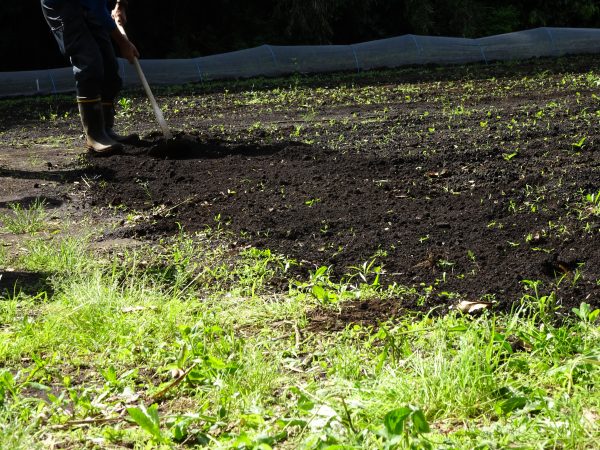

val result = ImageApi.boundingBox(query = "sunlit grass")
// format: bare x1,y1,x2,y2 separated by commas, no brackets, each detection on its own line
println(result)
0,228,598,449
0,199,48,234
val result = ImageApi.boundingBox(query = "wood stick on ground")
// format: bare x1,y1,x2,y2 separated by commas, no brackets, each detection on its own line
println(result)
151,362,198,402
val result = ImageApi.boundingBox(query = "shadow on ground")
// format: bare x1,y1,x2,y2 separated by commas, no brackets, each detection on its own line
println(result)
0,195,64,209
116,133,291,160
0,167,114,184
0,271,53,298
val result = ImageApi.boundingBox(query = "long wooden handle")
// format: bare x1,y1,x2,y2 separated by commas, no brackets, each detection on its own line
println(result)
116,23,173,140
131,58,173,139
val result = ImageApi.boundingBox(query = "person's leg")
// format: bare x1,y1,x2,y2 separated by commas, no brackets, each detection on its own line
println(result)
84,13,139,143
101,101,139,143
40,0,122,154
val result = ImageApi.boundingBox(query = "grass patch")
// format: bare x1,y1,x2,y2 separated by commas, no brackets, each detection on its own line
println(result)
0,229,598,449
0,199,48,234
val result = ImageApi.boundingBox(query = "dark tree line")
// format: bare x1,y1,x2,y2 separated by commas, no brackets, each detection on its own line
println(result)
2,0,599,71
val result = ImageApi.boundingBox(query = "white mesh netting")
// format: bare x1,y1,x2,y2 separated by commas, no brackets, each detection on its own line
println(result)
1,27,599,97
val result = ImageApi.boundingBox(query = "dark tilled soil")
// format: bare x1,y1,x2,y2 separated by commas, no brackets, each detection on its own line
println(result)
90,127,599,312
2,56,599,316
307,298,427,332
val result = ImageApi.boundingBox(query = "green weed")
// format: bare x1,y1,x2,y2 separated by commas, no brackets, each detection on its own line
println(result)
19,235,92,275
0,199,48,234
579,190,600,219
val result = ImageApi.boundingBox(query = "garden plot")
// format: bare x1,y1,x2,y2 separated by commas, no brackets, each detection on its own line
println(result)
81,57,600,313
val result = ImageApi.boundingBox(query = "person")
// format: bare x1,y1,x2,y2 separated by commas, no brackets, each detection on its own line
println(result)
40,0,140,155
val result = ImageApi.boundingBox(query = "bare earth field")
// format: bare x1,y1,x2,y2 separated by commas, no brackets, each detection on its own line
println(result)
2,55,599,316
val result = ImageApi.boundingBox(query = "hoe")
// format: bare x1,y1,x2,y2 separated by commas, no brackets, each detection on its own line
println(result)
117,21,192,156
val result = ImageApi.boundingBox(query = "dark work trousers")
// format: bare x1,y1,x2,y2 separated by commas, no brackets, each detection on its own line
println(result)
40,0,122,101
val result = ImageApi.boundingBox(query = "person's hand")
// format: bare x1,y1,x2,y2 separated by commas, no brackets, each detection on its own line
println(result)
111,28,140,63
111,3,127,26
118,38,140,63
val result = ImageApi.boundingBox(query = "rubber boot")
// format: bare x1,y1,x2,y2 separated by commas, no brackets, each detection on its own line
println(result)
102,102,139,144
78,97,123,155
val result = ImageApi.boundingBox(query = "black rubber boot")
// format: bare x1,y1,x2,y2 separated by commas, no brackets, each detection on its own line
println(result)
102,102,139,144
78,97,123,155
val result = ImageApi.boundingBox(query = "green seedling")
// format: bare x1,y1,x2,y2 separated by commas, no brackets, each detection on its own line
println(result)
247,121,263,133
571,136,587,150
347,259,381,288
437,259,455,270
466,250,475,262
291,124,303,137
134,178,152,201
583,190,600,217
304,198,321,207
117,97,133,116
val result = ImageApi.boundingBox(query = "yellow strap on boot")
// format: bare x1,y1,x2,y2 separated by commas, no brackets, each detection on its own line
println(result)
76,96,101,104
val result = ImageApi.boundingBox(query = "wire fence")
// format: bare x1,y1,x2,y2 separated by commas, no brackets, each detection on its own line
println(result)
1,27,599,97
